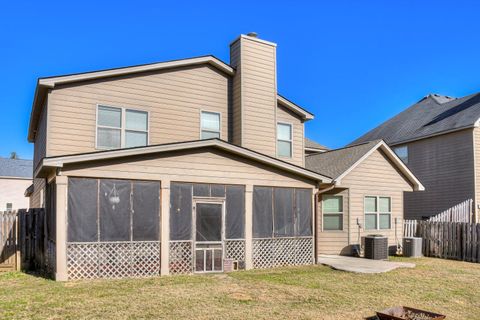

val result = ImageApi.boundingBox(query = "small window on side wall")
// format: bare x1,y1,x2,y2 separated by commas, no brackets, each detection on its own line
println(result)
200,111,220,139
393,145,408,164
322,195,343,231
6,203,12,212
277,123,292,158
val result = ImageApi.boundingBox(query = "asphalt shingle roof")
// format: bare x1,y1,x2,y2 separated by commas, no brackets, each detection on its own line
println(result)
0,158,33,179
350,93,480,146
304,138,328,150
305,140,381,179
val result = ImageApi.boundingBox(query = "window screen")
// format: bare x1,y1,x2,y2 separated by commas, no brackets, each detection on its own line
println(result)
295,189,312,236
193,183,210,197
211,184,226,198
68,178,98,242
273,188,294,237
132,181,160,241
170,183,193,240
225,185,245,239
322,195,343,231
253,187,273,238
99,179,131,241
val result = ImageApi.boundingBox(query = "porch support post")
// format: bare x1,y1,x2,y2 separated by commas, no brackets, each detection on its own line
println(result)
55,175,68,281
312,187,318,264
245,184,253,270
160,180,170,276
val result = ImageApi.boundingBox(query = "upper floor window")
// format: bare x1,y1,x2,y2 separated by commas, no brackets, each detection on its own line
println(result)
393,145,408,164
200,111,220,139
97,105,148,149
364,196,391,230
277,123,292,158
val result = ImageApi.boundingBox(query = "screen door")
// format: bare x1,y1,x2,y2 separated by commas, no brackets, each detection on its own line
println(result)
194,202,223,273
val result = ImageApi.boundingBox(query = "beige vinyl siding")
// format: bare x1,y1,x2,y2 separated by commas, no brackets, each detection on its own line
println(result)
0,178,31,211
33,103,48,167
276,104,304,166
30,178,45,208
46,65,229,157
231,37,277,158
60,147,316,188
403,129,475,220
341,149,412,252
317,189,349,255
230,40,242,145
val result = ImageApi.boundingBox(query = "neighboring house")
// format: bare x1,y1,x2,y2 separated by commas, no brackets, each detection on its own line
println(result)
304,137,329,155
351,93,480,221
0,157,32,211
27,33,422,281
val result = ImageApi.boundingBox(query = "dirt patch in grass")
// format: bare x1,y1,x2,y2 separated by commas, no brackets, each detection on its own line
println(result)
0,257,479,319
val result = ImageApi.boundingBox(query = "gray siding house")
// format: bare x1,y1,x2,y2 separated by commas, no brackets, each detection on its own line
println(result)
351,93,480,221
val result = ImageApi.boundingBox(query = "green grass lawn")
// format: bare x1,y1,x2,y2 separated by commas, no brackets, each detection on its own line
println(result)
1,257,479,319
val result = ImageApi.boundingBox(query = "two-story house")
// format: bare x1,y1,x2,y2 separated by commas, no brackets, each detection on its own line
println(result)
27,33,422,281
351,93,480,221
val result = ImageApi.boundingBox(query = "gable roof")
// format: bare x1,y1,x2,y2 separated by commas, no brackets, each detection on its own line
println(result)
36,139,332,183
351,93,480,146
305,140,424,191
304,138,328,151
28,56,315,142
0,158,32,179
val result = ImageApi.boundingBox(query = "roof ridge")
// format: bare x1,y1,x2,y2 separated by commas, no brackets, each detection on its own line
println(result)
307,140,379,157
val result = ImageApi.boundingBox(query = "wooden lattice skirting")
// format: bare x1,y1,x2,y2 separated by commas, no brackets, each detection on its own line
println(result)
67,241,161,280
252,237,314,269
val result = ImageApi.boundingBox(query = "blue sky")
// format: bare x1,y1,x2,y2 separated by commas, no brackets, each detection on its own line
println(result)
1,0,479,159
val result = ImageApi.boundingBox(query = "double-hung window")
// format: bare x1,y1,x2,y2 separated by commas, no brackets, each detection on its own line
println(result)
364,196,391,230
96,105,148,149
277,123,292,158
200,111,221,139
322,195,343,231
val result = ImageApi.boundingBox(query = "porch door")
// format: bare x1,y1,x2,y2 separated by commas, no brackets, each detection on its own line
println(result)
194,202,224,273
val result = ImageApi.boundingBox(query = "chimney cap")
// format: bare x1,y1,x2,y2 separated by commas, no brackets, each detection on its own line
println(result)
247,32,258,38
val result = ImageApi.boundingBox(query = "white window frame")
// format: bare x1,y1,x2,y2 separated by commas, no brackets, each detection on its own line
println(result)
96,104,149,150
277,122,293,158
6,203,12,212
393,145,408,164
200,110,221,140
364,196,392,230
322,195,344,231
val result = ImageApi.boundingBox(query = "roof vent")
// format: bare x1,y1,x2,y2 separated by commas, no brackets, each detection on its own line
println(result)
247,32,258,38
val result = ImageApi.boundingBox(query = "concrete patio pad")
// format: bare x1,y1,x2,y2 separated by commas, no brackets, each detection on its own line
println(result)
317,255,415,274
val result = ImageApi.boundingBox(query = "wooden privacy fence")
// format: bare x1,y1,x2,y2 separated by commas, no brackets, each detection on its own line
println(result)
417,221,480,263
428,199,473,223
0,211,19,272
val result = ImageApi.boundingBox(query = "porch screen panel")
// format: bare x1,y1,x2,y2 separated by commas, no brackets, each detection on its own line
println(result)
46,181,57,242
295,189,312,236
132,181,160,241
68,178,98,242
211,184,226,198
170,182,193,240
99,179,131,241
253,187,273,238
225,185,245,239
273,188,294,237
193,183,210,197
